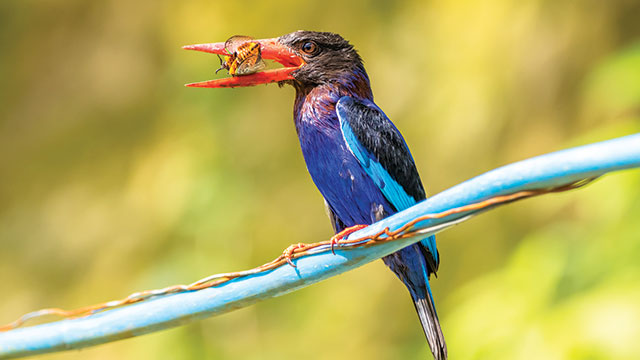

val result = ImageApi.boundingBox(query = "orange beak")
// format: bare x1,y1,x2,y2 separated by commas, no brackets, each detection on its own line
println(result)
183,37,304,88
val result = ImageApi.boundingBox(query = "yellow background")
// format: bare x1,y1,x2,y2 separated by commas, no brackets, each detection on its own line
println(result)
1,0,639,359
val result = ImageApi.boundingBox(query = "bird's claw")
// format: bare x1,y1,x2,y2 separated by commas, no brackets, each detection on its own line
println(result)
282,243,306,267
329,224,368,255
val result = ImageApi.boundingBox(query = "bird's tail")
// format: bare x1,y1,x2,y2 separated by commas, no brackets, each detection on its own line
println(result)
383,244,447,360
412,280,447,360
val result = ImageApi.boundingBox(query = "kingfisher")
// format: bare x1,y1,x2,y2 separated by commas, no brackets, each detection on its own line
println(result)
185,31,447,359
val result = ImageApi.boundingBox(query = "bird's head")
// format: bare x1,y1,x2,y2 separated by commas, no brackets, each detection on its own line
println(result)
184,31,368,91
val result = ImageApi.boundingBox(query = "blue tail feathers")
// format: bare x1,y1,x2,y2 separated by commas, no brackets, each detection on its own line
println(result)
382,243,447,360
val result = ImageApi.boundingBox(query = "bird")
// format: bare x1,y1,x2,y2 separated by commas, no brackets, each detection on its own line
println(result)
184,30,447,359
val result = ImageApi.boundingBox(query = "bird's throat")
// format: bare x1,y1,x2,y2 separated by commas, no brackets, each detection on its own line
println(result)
292,67,373,129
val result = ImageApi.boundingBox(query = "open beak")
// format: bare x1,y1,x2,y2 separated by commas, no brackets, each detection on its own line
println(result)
183,37,304,88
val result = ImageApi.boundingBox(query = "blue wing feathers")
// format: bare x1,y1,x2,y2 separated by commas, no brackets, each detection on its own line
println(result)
340,116,416,210
336,96,438,266
336,97,425,203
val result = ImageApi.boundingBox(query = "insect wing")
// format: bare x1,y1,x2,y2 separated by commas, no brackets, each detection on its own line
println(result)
234,53,266,75
224,35,255,54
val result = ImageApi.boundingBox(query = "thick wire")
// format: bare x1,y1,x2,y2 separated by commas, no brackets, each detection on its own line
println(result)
0,178,594,332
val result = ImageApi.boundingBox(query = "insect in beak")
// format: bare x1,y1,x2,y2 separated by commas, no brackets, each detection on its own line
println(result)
213,36,266,76
184,35,305,88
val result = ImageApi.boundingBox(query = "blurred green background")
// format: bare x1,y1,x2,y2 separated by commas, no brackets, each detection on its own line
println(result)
1,0,640,359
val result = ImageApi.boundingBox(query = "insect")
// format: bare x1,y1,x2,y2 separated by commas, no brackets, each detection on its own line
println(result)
216,35,266,76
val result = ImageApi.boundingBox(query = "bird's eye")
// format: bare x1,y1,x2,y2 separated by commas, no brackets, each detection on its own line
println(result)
301,41,319,55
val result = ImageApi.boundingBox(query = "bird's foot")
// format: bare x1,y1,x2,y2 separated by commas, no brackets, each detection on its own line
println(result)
282,243,306,267
330,224,368,255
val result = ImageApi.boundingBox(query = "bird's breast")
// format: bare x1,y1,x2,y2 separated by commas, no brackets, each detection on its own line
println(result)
295,116,394,227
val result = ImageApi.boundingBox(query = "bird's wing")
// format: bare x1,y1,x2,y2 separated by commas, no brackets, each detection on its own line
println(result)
336,96,425,208
335,96,438,266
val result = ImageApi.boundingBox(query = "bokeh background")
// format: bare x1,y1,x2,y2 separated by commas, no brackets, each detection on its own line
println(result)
1,0,640,359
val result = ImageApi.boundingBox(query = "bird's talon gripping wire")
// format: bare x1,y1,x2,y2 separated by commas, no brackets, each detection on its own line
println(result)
330,224,368,255
282,243,306,267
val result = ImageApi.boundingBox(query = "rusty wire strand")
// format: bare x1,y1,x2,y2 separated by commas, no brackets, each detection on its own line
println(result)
0,178,595,333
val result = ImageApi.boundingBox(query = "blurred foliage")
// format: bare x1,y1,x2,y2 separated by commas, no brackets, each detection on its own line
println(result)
1,0,639,359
